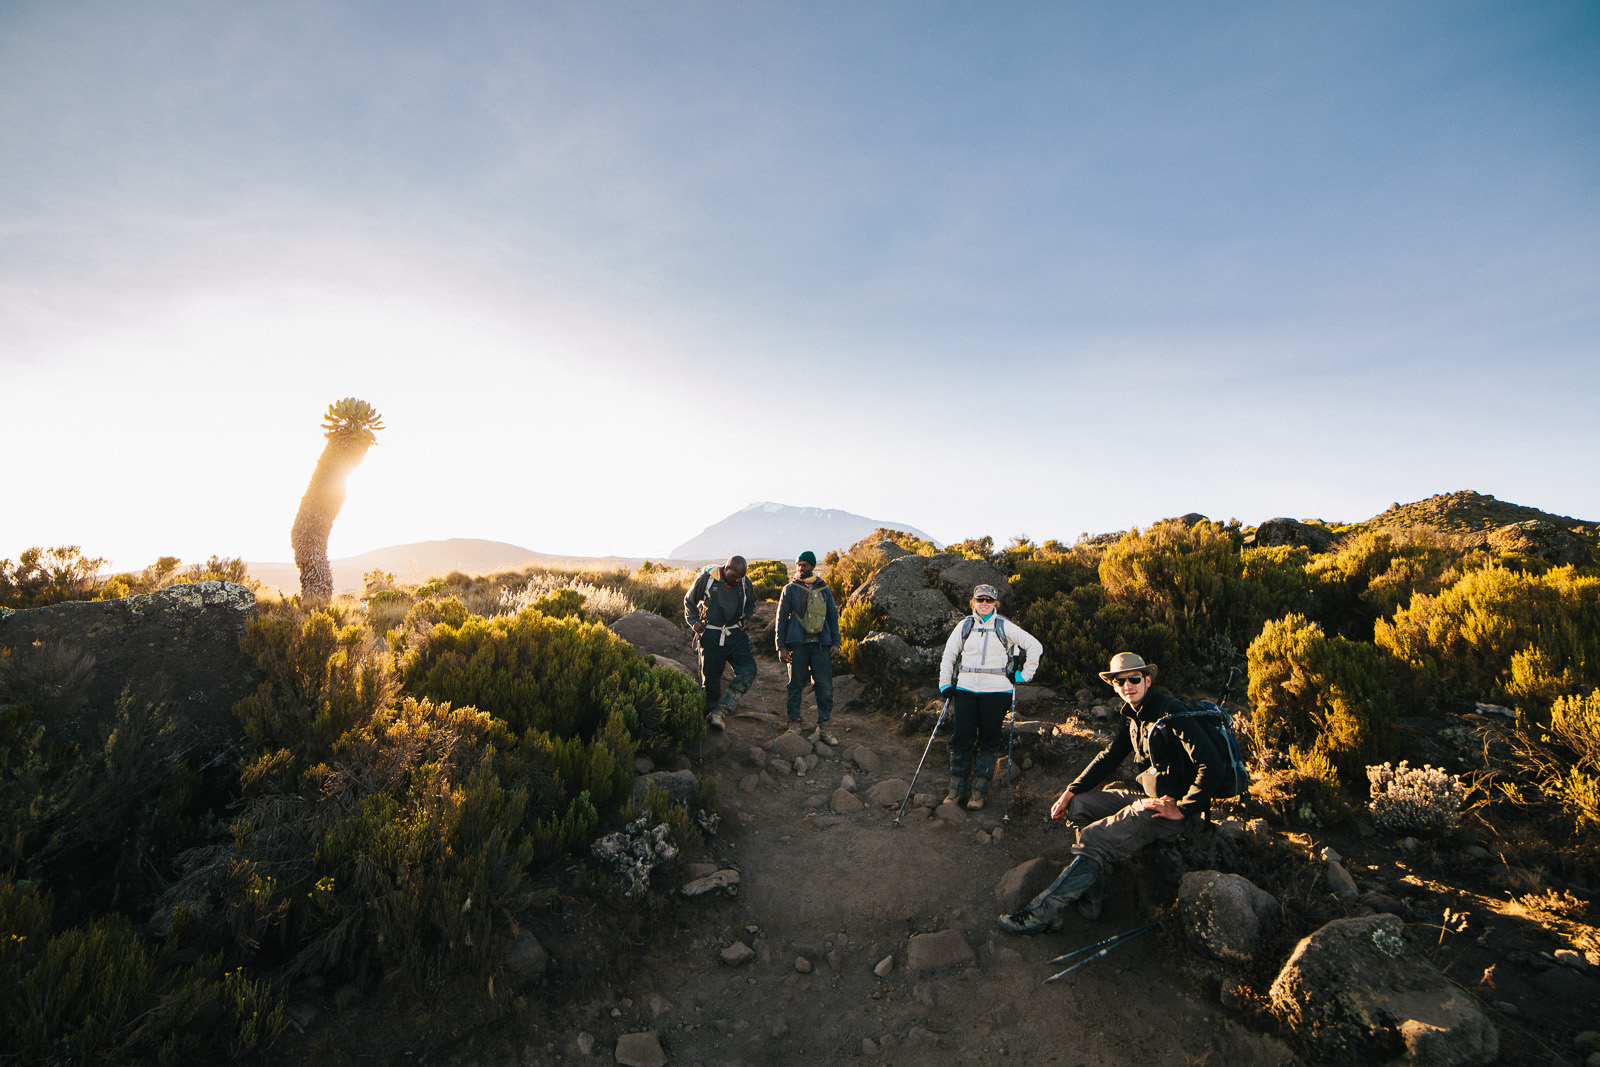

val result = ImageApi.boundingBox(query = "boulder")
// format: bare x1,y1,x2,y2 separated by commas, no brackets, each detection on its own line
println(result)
906,929,975,971
0,582,260,756
1178,871,1280,962
851,632,938,690
610,610,695,664
995,858,1059,913
864,778,910,807
926,555,1009,608
1486,520,1593,566
1248,517,1336,552
1269,914,1497,1067
630,769,699,810
503,930,550,981
848,556,961,647
774,731,814,759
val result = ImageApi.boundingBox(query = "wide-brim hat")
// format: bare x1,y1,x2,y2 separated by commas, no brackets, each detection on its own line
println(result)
1099,652,1157,683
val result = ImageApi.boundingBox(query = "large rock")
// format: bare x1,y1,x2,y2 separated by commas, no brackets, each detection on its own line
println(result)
1178,871,1280,962
851,632,938,689
1269,914,1497,1067
610,610,695,664
926,555,1009,609
995,858,1059,913
906,929,976,971
1248,517,1337,552
848,556,961,647
630,769,699,810
0,582,260,755
1486,520,1593,567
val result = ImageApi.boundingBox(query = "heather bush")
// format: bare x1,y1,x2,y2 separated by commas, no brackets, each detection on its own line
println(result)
1367,761,1467,834
1017,583,1180,693
1246,613,1399,782
1099,520,1253,648
1375,564,1600,713
0,546,107,607
745,559,788,600
497,573,638,622
0,876,285,1063
836,599,876,674
1306,529,1465,639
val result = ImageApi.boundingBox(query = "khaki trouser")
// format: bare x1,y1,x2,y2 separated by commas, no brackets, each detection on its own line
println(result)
1067,787,1194,870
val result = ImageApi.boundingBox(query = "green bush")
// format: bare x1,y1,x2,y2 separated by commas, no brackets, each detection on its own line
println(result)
0,546,107,608
745,559,788,601
1374,564,1600,713
1017,583,1180,693
1305,529,1465,639
1246,613,1399,782
1,876,284,1064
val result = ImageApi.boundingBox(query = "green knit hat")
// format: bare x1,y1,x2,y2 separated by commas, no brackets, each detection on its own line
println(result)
796,550,817,565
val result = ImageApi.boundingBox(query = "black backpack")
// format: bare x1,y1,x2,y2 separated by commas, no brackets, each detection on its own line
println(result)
1153,700,1250,799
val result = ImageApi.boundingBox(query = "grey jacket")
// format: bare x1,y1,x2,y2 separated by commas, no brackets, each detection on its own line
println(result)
684,566,756,630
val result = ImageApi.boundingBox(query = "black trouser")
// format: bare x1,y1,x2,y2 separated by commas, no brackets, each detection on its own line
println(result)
948,689,1009,781
699,628,756,711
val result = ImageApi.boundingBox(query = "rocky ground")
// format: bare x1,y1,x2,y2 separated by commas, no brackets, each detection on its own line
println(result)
270,639,1600,1067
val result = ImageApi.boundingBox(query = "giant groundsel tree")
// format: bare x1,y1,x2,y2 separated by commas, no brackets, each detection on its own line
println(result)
291,398,383,600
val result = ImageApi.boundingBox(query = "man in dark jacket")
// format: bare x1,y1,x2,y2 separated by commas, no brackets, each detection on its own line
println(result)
1000,651,1227,934
774,550,841,744
684,555,758,729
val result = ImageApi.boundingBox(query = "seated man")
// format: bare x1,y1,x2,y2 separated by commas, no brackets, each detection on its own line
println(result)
1000,651,1226,934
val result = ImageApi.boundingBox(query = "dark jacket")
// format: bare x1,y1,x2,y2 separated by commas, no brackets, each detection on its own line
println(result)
1065,688,1227,818
775,577,840,649
684,566,756,629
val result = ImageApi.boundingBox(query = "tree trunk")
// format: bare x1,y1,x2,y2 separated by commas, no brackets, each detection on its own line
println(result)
290,436,372,601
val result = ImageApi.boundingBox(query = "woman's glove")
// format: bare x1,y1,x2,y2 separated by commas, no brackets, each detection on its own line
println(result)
1011,670,1026,684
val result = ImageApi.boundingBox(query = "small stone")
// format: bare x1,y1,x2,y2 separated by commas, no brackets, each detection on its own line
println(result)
720,941,756,966
1556,949,1588,970
739,774,760,793
906,929,975,971
990,825,1004,840
1464,844,1491,860
574,1031,595,1055
874,955,894,977
1576,1031,1600,1054
614,1031,666,1067
841,774,857,791
849,746,881,773
1401,836,1420,851
768,758,792,776
975,830,991,845
830,787,864,813
746,745,766,765
1246,818,1272,836
794,956,812,973
770,1019,789,1039
914,792,937,807
827,949,842,972
633,755,655,774
861,1038,879,1055
648,993,673,1015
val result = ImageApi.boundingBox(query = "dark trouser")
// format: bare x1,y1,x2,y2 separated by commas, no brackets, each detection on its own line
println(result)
785,641,834,722
699,628,756,711
1067,788,1195,870
949,689,1010,781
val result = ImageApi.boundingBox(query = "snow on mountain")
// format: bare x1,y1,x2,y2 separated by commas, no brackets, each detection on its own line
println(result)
669,503,943,561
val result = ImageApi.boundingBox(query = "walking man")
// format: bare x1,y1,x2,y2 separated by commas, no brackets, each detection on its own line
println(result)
938,583,1043,810
999,652,1227,933
775,550,841,744
684,555,758,729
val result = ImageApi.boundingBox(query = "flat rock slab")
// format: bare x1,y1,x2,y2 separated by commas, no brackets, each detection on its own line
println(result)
681,869,740,896
907,929,976,972
864,778,910,807
614,1031,666,1067
720,941,756,966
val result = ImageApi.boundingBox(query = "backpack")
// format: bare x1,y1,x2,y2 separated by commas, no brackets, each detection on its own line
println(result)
1151,700,1250,799
793,580,828,636
954,615,1025,676
696,565,747,622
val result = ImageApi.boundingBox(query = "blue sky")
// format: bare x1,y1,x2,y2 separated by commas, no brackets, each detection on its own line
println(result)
4,2,1597,569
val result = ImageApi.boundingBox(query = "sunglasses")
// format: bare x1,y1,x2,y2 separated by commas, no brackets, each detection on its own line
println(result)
974,596,996,603
1112,674,1146,686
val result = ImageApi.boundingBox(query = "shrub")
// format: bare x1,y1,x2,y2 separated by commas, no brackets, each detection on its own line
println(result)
498,573,638,622
1367,761,1467,834
1306,529,1466,639
1375,565,1600,713
0,546,107,608
1017,583,1179,693
1246,613,1399,781
745,559,788,600
1,876,285,1063
836,600,876,675
399,607,703,774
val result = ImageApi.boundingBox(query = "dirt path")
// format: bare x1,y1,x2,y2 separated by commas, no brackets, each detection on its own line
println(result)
504,653,1301,1067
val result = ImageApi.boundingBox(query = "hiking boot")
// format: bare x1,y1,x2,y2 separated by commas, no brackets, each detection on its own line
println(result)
707,709,726,730
811,726,838,746
997,856,1101,935
1077,876,1105,922
966,780,989,811
944,776,968,805
787,719,804,733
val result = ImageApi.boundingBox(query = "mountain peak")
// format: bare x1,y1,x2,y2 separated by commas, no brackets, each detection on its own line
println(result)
670,503,941,561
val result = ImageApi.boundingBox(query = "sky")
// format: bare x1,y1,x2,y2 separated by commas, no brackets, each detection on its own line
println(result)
4,1,1597,572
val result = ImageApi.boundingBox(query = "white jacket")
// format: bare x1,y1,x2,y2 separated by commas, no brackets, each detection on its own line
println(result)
938,613,1043,694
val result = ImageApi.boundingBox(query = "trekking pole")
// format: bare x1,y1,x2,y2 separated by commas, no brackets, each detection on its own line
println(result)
1044,920,1162,983
1002,685,1017,825
894,697,951,826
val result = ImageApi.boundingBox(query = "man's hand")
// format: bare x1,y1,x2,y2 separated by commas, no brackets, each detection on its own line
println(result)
1143,796,1184,820
692,622,706,636
779,649,791,664
1050,789,1076,820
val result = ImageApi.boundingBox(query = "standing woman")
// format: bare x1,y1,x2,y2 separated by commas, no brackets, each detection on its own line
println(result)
938,583,1044,809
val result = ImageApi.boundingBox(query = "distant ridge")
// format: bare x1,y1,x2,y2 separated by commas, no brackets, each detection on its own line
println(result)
1365,490,1595,534
246,539,682,595
668,503,942,561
